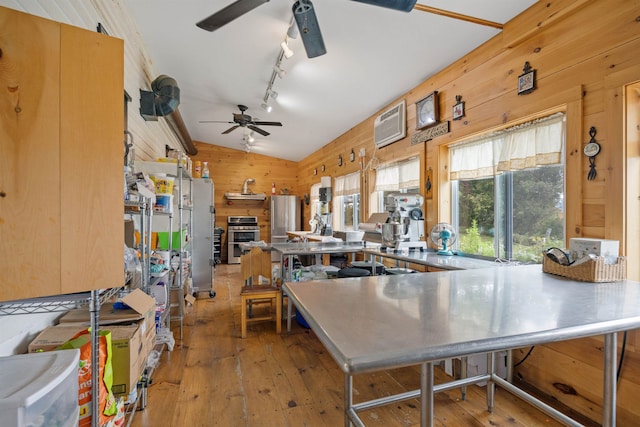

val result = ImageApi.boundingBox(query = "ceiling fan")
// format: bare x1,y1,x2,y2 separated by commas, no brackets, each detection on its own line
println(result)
199,104,283,136
196,0,418,58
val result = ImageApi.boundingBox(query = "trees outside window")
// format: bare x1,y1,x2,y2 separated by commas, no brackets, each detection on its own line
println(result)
450,113,565,263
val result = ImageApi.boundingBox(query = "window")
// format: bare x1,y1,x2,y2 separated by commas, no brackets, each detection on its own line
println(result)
333,172,360,231
371,157,420,213
450,113,565,263
310,183,321,220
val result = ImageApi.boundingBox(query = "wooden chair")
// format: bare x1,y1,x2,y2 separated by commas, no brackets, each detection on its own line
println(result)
240,247,282,338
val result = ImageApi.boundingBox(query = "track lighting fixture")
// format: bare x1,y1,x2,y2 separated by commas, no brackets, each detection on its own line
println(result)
261,102,272,113
280,40,294,59
268,89,278,100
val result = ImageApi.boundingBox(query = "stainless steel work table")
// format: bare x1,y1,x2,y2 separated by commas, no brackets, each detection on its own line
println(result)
270,241,366,281
282,264,640,427
363,247,498,272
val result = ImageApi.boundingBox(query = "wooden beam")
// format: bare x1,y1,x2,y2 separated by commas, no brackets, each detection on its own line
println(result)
413,4,503,29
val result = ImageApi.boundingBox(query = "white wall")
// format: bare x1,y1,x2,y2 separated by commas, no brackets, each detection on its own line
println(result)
0,0,177,354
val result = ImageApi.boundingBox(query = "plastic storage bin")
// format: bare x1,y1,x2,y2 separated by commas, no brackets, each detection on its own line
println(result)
157,229,188,250
0,349,80,427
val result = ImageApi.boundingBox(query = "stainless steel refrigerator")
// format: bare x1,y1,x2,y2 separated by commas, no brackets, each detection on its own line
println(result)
270,195,300,261
192,178,215,296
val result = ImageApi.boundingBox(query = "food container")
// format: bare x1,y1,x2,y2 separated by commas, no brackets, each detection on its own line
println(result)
0,349,80,427
150,173,174,194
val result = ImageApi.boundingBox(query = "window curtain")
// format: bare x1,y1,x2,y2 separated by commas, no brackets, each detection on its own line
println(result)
450,113,565,180
374,157,420,191
310,183,321,220
334,172,360,196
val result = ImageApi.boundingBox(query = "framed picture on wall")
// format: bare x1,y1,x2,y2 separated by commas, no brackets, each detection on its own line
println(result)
452,95,465,120
517,62,536,95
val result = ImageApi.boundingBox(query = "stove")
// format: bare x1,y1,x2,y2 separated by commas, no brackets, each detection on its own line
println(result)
227,216,260,264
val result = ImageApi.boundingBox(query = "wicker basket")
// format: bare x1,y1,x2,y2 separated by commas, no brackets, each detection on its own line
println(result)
542,254,626,282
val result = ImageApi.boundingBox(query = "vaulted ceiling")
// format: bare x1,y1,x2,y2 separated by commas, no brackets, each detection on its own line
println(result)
126,0,538,161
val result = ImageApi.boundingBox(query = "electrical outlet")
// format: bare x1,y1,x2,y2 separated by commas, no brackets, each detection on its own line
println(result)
358,148,366,158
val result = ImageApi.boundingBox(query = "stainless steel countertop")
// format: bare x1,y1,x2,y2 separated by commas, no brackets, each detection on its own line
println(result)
363,247,499,270
270,241,365,255
283,264,640,374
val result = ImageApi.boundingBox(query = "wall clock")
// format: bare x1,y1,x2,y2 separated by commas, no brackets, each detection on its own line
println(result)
416,91,439,130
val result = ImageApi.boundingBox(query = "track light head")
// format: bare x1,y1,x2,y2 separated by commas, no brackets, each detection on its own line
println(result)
268,89,278,100
274,65,286,79
261,102,272,113
280,40,294,59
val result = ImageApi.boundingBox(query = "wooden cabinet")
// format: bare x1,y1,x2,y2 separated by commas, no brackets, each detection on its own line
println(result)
0,7,124,300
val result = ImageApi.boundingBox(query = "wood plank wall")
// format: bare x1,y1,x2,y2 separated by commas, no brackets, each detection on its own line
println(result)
192,0,640,423
192,143,299,259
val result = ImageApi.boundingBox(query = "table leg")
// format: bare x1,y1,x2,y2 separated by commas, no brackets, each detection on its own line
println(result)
369,253,377,276
460,356,467,401
344,373,353,427
603,332,617,427
286,296,292,333
421,362,434,427
486,352,495,413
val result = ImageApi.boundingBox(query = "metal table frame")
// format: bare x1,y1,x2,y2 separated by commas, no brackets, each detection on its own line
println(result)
283,265,639,427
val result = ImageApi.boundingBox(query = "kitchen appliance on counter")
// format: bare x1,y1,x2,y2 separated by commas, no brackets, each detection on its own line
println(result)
360,193,427,251
270,195,300,261
228,216,260,264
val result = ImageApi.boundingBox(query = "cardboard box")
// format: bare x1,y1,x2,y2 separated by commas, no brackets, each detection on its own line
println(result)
569,238,619,263
124,219,135,248
59,289,156,338
28,324,150,397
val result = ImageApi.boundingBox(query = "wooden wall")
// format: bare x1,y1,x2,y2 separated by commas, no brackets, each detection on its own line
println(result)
192,143,299,260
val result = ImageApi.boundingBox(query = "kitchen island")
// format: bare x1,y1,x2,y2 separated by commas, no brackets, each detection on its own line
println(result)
283,264,639,427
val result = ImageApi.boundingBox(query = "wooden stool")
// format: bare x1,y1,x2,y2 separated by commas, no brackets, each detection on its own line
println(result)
240,286,282,338
240,247,282,338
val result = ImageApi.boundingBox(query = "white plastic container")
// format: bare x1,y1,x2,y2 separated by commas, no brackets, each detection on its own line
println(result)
0,349,80,427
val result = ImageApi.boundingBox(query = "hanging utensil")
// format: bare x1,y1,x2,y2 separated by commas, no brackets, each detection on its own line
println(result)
583,126,600,181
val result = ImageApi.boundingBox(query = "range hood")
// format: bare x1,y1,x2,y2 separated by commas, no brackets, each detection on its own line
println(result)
224,192,267,201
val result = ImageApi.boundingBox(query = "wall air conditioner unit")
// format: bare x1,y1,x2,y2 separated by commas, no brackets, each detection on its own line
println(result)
374,99,406,149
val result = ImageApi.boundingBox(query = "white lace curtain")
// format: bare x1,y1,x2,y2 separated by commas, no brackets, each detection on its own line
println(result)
334,171,360,196
450,113,565,180
374,157,420,191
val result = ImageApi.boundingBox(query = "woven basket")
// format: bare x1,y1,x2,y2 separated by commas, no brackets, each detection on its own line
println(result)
542,254,626,282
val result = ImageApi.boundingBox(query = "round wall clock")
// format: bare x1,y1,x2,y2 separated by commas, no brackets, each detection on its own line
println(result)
416,91,439,130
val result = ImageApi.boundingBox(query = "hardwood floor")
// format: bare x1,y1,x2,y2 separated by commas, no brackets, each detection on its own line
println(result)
131,264,565,427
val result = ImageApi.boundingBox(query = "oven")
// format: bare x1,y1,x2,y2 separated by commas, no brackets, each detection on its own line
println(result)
227,216,260,264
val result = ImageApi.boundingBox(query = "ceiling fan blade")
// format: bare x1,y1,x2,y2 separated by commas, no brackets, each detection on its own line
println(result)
248,125,270,136
196,0,269,32
199,120,234,124
293,0,326,58
222,125,241,134
252,121,282,127
350,0,417,12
